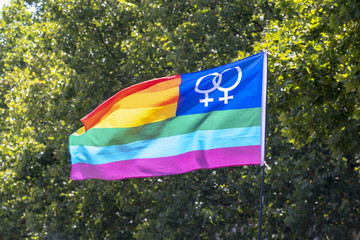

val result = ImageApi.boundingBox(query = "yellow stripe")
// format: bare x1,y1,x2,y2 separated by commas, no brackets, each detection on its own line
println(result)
115,86,178,109
93,102,178,128
75,126,86,136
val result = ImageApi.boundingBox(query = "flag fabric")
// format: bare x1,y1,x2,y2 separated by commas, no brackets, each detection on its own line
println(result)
69,52,268,180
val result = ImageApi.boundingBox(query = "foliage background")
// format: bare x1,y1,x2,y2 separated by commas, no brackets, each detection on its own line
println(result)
0,0,359,239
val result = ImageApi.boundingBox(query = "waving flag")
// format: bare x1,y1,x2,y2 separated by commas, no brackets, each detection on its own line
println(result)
69,52,268,180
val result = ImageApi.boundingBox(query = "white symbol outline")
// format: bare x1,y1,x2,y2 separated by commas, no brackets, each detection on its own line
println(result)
194,66,242,107
218,66,242,104
195,72,220,107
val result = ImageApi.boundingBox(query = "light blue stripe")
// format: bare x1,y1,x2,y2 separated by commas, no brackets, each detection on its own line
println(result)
70,126,261,165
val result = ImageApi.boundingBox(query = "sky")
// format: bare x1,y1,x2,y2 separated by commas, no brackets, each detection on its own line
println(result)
0,0,11,8
0,0,36,12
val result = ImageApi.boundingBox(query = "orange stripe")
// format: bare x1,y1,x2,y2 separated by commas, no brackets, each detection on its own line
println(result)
92,103,178,128
114,80,180,108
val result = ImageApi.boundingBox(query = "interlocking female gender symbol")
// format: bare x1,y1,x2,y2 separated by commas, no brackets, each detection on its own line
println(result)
195,66,242,107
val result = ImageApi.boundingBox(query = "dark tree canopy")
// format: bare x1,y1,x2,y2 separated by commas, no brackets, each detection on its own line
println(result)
0,0,359,239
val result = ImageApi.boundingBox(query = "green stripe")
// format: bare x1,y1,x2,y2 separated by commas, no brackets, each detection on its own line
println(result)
70,108,261,147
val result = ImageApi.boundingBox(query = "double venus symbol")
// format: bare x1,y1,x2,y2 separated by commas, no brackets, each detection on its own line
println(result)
195,66,242,107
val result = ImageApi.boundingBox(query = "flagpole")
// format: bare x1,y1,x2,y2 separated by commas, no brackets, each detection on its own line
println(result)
257,50,268,240
257,164,265,239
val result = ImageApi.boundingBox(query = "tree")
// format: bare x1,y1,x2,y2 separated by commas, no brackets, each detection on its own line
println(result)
1,0,359,239
1,0,275,239
255,0,360,238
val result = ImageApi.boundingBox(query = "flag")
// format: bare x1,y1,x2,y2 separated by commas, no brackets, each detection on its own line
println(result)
69,52,268,180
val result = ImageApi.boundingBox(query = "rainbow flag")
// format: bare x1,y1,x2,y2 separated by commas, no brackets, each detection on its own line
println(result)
69,52,267,180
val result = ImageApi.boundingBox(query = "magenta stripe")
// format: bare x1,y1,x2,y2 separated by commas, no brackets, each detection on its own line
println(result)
70,145,261,180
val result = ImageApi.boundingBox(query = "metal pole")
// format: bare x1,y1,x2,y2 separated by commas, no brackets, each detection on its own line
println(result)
257,164,265,240
258,50,268,240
